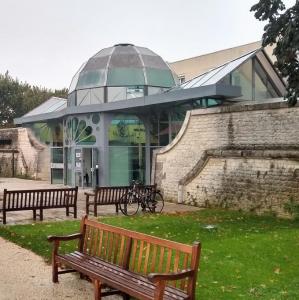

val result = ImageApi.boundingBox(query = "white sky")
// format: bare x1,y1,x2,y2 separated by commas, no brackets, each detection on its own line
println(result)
0,0,295,90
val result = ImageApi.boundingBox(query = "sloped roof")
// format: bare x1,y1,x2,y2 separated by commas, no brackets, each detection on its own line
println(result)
23,97,67,117
180,49,259,89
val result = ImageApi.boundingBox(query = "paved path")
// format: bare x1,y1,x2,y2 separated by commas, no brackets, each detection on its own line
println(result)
0,237,121,300
0,178,200,225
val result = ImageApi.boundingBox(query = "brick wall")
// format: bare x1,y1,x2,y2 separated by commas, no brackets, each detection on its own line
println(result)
153,101,299,216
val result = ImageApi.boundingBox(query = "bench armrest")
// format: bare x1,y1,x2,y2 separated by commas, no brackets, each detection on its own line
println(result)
47,233,83,242
148,269,194,283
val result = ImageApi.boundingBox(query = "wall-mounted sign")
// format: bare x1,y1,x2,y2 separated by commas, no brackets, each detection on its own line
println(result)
50,163,64,169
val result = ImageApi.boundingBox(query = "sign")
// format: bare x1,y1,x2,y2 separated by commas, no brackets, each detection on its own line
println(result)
50,163,64,169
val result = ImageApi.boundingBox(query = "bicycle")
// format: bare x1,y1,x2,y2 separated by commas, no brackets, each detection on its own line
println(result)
119,181,164,216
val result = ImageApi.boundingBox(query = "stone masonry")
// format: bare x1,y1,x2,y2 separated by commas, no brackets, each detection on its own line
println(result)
0,127,50,180
153,101,299,217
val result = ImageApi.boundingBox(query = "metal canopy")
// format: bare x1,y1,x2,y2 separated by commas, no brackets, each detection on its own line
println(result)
14,84,241,124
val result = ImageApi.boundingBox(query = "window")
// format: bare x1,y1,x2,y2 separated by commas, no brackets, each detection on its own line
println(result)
231,60,253,100
0,139,12,146
179,75,186,84
254,59,279,100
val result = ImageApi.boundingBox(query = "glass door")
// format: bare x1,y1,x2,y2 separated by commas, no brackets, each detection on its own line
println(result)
92,148,100,187
74,148,83,187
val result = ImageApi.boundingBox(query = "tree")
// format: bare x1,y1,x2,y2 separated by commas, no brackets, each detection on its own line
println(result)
0,72,68,127
251,0,299,105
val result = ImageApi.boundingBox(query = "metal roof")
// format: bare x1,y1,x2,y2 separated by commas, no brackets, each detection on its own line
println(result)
23,97,67,117
180,49,259,89
69,44,177,93
14,84,241,124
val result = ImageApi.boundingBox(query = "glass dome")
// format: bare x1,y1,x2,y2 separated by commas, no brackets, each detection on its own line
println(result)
68,43,177,105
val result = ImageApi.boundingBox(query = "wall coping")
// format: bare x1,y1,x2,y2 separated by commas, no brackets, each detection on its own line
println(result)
190,100,296,116
179,147,299,187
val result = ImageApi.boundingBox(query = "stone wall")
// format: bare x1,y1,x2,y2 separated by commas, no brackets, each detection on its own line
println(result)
0,128,50,180
153,101,299,216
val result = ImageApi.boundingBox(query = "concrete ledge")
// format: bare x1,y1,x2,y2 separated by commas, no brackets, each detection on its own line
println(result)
179,146,299,187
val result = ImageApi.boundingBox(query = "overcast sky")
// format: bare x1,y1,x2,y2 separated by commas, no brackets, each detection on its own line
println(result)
0,0,294,90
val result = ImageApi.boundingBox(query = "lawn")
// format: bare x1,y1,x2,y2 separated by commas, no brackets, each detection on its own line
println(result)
0,209,298,299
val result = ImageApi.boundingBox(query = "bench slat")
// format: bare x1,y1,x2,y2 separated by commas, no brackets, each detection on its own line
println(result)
59,252,188,300
85,219,193,254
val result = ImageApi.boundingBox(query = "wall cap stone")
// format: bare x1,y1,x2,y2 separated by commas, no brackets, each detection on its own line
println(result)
190,100,296,116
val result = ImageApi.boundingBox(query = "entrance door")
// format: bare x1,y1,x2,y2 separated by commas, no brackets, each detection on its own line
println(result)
72,148,100,188
82,148,99,188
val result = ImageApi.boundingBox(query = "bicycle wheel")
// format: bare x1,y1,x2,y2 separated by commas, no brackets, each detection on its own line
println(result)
147,191,164,213
119,192,140,216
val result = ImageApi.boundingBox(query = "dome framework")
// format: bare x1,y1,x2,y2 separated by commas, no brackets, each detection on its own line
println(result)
68,44,177,105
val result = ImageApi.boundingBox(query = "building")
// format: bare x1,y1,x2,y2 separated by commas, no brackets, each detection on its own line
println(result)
14,42,285,188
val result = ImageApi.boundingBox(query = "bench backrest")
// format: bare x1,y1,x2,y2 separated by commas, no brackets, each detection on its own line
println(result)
80,217,200,296
3,187,78,210
94,185,156,205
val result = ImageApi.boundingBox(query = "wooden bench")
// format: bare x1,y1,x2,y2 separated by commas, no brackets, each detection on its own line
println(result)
48,216,201,300
0,187,78,224
85,185,156,216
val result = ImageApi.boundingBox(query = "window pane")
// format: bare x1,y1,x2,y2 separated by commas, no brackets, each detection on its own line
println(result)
159,111,170,146
231,60,253,100
109,146,145,186
127,86,144,99
107,68,145,86
51,148,63,163
77,69,105,89
146,68,175,87
148,86,168,95
109,115,145,146
51,169,63,184
254,60,279,100
108,87,126,102
91,88,104,104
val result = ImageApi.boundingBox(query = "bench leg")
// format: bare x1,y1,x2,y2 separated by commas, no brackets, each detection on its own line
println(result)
74,206,77,219
115,204,119,214
86,195,90,215
3,211,6,225
86,203,89,215
94,279,102,300
94,203,98,217
40,209,43,221
122,294,130,300
66,206,69,217
52,260,59,283
33,209,36,220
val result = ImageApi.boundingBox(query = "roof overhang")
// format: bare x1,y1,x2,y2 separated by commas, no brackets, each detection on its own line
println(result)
14,84,241,125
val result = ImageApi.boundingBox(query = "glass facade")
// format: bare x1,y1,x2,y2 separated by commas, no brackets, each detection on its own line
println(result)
27,122,63,146
64,115,98,146
254,59,279,100
109,115,146,185
232,60,253,100
50,147,64,184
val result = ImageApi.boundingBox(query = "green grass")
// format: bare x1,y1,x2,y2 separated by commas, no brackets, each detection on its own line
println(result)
0,209,299,299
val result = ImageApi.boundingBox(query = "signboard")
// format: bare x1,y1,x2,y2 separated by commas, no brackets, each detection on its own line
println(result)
50,163,64,169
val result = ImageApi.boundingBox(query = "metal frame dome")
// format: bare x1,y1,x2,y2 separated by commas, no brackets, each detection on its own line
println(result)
69,43,177,93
